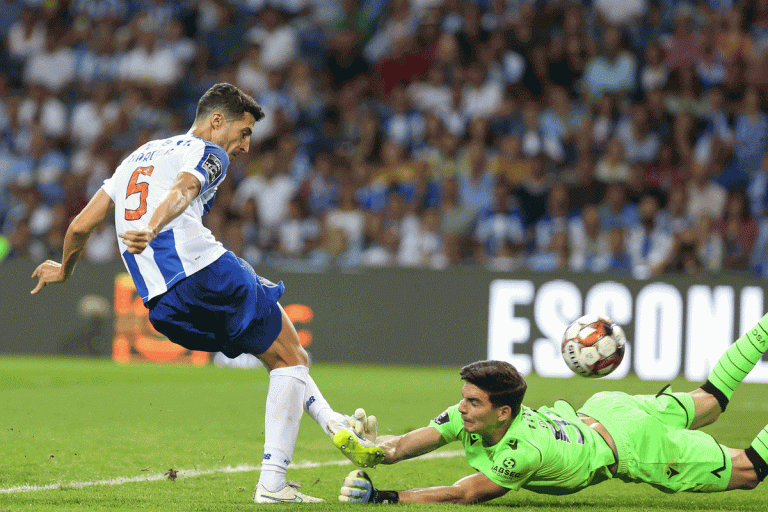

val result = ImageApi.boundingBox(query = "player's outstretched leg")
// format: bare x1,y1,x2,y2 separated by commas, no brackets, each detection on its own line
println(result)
254,305,323,503
699,312,768,415
303,373,347,435
745,427,768,486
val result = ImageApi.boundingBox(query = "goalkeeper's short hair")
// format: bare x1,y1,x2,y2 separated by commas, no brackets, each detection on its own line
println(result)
460,360,527,418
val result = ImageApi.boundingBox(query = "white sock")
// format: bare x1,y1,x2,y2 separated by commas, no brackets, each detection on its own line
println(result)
304,374,345,435
258,365,308,492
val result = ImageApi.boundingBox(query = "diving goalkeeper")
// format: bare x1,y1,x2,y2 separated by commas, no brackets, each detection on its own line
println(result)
333,314,768,504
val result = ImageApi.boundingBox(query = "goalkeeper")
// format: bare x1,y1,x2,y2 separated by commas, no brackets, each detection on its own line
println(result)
333,314,768,504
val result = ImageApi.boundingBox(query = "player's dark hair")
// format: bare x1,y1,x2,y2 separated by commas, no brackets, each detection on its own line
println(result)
195,83,265,124
460,360,527,418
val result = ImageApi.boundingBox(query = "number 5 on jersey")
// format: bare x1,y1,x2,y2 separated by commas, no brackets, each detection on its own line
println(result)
125,166,154,221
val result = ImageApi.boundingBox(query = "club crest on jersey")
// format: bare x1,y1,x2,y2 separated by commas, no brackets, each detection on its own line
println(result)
433,411,450,425
201,153,223,183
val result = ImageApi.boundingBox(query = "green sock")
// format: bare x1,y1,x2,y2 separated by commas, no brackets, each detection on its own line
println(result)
746,427,768,481
704,313,768,410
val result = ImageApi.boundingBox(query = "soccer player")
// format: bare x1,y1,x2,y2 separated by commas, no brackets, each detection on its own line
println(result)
336,314,768,504
30,83,380,503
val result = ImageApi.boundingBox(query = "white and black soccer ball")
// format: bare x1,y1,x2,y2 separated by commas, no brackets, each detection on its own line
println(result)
561,314,626,378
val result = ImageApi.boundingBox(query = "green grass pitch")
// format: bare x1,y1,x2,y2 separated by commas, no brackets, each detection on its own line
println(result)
1,357,766,511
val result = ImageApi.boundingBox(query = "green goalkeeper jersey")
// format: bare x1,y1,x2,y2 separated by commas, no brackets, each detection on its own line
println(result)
429,400,615,495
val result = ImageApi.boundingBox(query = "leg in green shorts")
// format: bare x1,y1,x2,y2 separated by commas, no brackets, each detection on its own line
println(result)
578,387,732,493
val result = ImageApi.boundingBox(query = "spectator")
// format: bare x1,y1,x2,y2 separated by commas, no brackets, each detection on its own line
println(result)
383,84,425,153
539,86,582,164
639,41,669,94
717,9,753,64
662,9,701,71
407,65,452,115
17,85,68,141
595,138,631,184
473,181,525,267
363,0,416,63
658,184,693,235
528,229,569,271
76,25,120,86
748,151,768,218
277,196,320,259
456,143,495,214
439,175,475,264
615,104,661,164
325,183,366,254
245,5,298,71
461,61,504,120
687,160,728,220
6,7,46,64
593,228,633,273
491,134,531,187
23,26,76,95
582,26,638,102
304,153,339,216
533,182,575,254
591,94,619,152
515,155,551,227
697,43,727,90
734,86,768,175
236,43,268,97
11,126,67,204
565,156,606,212
233,151,299,246
69,83,120,150
598,182,640,230
570,204,609,272
715,191,757,271
627,193,675,278
418,207,447,269
399,160,440,212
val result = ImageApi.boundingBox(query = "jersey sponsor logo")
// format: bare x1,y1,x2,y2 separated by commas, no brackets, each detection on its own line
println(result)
501,457,516,469
433,411,450,425
201,153,223,183
491,464,522,479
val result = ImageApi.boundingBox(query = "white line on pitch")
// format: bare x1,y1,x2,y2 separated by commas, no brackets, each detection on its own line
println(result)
0,450,465,494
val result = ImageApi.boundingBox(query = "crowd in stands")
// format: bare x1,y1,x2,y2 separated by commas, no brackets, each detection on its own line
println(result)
2,0,768,279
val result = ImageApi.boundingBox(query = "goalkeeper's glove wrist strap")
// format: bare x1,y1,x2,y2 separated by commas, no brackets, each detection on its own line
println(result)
371,490,399,504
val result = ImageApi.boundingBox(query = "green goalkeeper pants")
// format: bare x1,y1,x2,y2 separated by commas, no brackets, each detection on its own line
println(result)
578,387,731,493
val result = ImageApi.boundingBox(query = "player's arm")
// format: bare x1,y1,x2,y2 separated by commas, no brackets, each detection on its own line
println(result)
119,171,201,254
399,472,510,504
31,189,114,294
341,469,510,505
376,426,447,464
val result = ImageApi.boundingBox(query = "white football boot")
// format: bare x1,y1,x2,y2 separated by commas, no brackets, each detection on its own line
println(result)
254,482,324,503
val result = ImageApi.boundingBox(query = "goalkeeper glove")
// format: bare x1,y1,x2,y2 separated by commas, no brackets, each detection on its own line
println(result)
339,470,399,504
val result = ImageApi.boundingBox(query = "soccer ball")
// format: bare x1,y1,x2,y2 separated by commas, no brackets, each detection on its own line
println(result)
561,314,626,378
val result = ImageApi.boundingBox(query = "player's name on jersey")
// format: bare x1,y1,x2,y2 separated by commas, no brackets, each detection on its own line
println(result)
126,146,179,164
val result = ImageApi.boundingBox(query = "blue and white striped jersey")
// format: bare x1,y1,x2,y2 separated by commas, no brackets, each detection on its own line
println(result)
102,133,229,302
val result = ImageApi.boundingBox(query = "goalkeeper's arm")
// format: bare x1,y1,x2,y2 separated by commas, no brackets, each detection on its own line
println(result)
376,427,447,464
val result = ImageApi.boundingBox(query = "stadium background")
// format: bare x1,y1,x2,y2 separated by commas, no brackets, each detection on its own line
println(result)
2,0,768,379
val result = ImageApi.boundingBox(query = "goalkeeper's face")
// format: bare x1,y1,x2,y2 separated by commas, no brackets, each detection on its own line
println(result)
458,383,508,436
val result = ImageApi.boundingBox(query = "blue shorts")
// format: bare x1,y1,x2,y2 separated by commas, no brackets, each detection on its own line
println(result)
148,252,284,358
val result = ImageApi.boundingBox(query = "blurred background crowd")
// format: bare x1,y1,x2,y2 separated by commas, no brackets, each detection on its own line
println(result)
2,0,768,279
